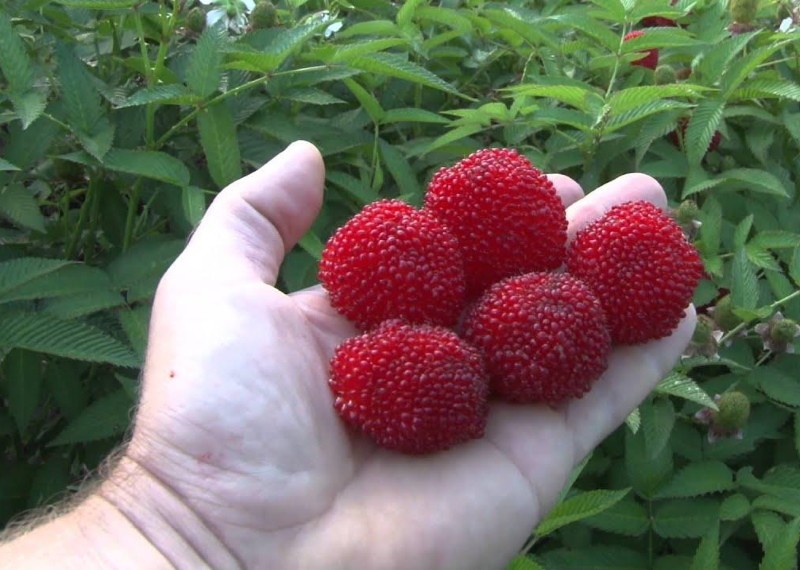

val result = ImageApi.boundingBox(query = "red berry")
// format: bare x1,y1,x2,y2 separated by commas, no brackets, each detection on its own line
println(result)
462,273,611,405
642,16,677,26
566,201,704,345
319,199,466,330
668,117,722,154
329,321,489,454
624,31,659,70
424,148,567,298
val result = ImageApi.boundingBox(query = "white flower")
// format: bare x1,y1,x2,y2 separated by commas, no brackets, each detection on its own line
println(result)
199,0,254,34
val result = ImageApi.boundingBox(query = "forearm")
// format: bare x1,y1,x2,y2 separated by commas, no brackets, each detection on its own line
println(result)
0,495,171,570
0,456,239,570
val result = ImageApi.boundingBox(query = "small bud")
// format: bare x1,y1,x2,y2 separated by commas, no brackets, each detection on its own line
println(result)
676,67,692,80
655,65,677,84
185,7,206,34
710,294,741,332
251,1,277,29
675,200,699,225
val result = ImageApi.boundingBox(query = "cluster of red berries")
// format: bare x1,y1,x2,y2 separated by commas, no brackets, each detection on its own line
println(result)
319,148,704,454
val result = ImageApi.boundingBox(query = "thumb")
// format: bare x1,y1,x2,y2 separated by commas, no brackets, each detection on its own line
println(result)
177,141,325,286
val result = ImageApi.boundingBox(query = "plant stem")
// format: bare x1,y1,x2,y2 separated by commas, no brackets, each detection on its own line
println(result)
718,289,800,345
122,179,142,252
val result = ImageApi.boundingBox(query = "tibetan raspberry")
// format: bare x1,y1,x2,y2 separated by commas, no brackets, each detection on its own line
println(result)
319,199,466,330
462,273,611,405
566,201,704,344
424,148,567,297
329,321,490,454
624,30,659,70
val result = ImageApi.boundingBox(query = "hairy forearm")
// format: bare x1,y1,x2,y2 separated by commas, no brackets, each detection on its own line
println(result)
0,455,239,570
0,494,171,569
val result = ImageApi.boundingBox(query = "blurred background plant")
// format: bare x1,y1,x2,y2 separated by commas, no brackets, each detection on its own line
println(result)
1,0,799,567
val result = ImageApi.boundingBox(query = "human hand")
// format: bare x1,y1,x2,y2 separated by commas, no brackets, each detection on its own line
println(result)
103,141,696,569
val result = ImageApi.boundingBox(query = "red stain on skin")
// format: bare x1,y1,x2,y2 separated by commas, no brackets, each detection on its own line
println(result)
198,452,212,463
169,370,176,378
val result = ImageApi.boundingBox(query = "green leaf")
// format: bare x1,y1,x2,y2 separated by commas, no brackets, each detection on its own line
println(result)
790,249,800,287
759,517,800,570
695,32,758,85
56,44,104,135
53,0,139,6
642,398,675,459
608,84,706,116
76,120,115,162
197,103,242,189
507,83,603,113
227,22,325,73
626,427,673,498
655,372,717,408
0,258,73,298
282,88,346,106
118,85,200,108
107,240,184,302
625,407,641,433
347,52,461,96
297,231,324,261
746,246,780,271
181,186,206,229
102,148,190,187
2,349,43,434
731,248,759,310
0,158,20,171
48,389,133,446
27,455,71,508
380,140,421,202
750,231,800,250
754,367,800,407
719,493,750,521
42,290,126,320
685,99,725,166
7,89,48,129
505,556,545,570
690,522,719,570
0,264,111,304
186,25,225,98
326,170,378,206
44,360,88,421
0,183,45,232
732,78,800,102
796,412,800,458
721,42,793,97
0,11,34,93
583,495,649,536
118,305,150,361
327,39,409,63
717,168,789,198
536,488,629,537
343,77,385,123
382,108,448,124
542,545,647,570
733,215,754,249
652,498,719,538
654,461,734,499
0,312,139,367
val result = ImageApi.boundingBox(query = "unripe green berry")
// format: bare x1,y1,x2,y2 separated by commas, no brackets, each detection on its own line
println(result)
675,200,699,225
730,0,758,23
713,295,741,332
712,391,750,431
185,7,206,34
692,314,715,345
772,318,799,343
251,1,277,29
654,65,677,85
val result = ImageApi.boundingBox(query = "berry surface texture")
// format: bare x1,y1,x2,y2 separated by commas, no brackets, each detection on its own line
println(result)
424,148,567,297
329,321,489,454
566,200,704,345
463,273,612,405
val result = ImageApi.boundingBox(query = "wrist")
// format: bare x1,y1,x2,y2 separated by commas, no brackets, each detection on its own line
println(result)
98,455,241,570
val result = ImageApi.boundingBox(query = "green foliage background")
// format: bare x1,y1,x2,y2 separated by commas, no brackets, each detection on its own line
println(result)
1,0,799,567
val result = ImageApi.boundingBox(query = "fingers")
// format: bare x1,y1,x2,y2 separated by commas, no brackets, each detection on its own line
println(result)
566,173,667,241
178,141,325,286
548,174,584,208
565,305,697,461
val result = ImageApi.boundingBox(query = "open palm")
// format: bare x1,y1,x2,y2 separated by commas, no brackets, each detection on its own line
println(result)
117,142,695,570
